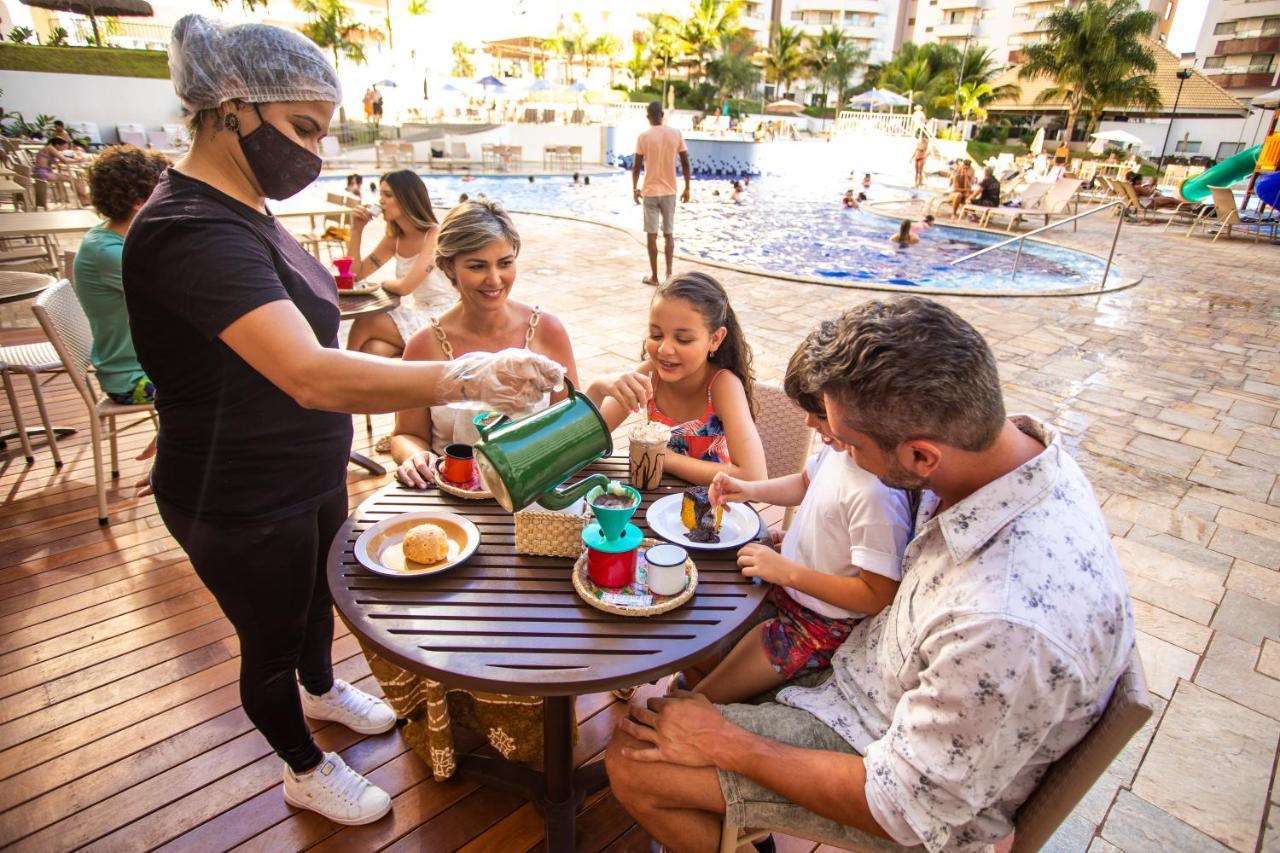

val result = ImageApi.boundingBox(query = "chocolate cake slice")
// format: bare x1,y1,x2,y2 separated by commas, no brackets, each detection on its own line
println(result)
681,487,721,543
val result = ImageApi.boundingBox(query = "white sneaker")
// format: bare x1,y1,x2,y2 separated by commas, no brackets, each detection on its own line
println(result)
283,752,391,825
300,679,396,735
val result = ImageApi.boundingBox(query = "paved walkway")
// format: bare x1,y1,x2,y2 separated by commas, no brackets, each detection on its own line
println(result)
495,205,1279,853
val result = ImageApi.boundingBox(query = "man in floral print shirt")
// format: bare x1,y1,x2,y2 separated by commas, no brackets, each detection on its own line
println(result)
606,297,1134,852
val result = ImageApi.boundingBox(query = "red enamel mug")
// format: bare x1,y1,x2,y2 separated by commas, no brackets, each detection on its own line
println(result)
587,546,637,589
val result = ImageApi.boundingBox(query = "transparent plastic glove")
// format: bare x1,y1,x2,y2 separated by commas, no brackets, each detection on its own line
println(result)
438,348,565,416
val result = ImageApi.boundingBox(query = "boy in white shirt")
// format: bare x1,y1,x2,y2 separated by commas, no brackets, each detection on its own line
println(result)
695,323,914,704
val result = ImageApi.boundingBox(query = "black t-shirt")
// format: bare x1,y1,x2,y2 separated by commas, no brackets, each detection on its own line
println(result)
123,170,351,523
976,176,1001,206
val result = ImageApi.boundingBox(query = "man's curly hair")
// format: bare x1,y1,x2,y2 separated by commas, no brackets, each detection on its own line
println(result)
87,144,169,222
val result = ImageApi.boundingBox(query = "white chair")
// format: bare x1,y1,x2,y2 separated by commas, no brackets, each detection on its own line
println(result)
719,655,1152,853
116,124,147,147
752,381,813,529
67,121,102,146
0,272,62,467
162,123,191,150
32,279,156,525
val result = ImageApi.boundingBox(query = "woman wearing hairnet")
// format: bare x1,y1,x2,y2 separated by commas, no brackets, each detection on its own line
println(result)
122,16,563,825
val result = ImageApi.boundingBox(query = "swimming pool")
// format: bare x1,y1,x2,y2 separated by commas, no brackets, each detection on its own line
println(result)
313,171,1120,295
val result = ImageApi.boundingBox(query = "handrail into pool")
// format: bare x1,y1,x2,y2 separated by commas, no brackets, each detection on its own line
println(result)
950,200,1127,290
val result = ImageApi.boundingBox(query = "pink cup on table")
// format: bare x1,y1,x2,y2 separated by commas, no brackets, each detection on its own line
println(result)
333,256,355,290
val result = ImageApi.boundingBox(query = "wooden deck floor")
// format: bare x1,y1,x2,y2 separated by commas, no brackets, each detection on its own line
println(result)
0,326,823,853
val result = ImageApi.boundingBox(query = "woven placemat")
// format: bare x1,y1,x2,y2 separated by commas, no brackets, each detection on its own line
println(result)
433,458,493,501
572,538,697,617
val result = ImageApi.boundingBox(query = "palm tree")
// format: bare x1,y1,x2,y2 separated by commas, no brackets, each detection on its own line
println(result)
951,81,994,123
804,26,867,111
645,13,685,105
1018,0,1158,142
828,42,869,111
293,0,371,122
544,14,591,84
679,0,745,88
706,32,762,108
624,40,652,91
953,47,1019,101
763,24,806,99
1078,71,1162,136
871,42,956,116
451,40,475,78
587,33,622,87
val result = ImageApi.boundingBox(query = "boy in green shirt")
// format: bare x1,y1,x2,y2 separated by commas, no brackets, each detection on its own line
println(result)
73,145,169,404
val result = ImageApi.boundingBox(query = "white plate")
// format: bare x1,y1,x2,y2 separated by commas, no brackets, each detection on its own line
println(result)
645,493,761,551
354,511,480,578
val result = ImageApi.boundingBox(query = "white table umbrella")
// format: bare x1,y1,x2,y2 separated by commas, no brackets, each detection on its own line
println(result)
1091,129,1145,147
1030,127,1046,156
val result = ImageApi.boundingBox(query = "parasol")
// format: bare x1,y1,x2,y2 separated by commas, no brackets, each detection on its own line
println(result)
20,0,152,46
847,88,910,110
764,98,804,115
1029,127,1046,156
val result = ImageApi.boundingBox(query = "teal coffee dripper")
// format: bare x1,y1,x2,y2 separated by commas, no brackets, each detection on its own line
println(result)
585,484,641,542
472,380,613,512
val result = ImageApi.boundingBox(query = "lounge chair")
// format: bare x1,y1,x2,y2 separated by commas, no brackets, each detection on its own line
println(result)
973,181,1053,231
146,129,168,151
1184,185,1275,242
116,124,146,147
523,108,539,123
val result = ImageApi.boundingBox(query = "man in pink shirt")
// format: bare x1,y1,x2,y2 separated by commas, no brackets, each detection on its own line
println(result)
633,102,691,286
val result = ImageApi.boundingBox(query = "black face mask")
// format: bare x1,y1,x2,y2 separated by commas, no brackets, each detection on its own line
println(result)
225,104,322,200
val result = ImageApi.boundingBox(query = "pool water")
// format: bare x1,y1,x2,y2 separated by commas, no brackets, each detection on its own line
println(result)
313,172,1109,294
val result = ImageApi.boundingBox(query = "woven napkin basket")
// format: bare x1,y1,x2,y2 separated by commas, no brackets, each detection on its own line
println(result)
514,506,590,558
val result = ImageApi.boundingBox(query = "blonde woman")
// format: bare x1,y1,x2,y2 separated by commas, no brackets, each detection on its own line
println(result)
391,199,579,488
346,169,440,357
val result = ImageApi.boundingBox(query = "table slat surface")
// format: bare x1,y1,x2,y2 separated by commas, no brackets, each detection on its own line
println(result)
328,454,767,696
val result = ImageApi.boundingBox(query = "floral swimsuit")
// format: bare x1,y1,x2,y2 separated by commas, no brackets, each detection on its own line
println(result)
645,368,731,464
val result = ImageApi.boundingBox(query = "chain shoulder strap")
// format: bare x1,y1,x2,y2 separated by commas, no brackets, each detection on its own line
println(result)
430,316,453,360
525,306,541,348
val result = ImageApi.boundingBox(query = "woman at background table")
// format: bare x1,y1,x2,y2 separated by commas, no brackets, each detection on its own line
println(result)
390,198,578,489
122,15,562,827
345,169,440,357
73,144,170,405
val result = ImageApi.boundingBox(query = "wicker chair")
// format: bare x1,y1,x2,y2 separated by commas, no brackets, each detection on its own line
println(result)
719,654,1153,853
752,381,812,529
32,279,157,525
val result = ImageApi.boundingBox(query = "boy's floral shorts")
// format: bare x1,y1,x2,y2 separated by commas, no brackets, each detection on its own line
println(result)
760,586,859,679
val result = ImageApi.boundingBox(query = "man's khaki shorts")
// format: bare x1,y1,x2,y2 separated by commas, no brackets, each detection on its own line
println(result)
716,701,900,850
643,194,676,235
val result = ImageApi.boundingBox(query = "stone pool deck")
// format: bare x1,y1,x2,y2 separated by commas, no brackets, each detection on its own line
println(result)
501,205,1280,852
0,201,1275,851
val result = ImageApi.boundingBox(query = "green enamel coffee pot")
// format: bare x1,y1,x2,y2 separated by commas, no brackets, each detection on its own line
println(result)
472,379,613,512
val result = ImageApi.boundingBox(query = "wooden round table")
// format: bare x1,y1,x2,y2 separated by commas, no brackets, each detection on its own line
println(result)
338,288,399,475
327,452,768,850
337,287,399,321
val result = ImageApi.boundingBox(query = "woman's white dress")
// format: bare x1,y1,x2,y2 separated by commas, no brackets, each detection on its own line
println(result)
386,252,433,343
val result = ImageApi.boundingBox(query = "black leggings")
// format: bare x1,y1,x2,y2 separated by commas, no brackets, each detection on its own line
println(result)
158,489,347,773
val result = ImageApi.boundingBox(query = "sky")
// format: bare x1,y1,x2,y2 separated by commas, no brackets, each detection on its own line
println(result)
1167,0,1209,55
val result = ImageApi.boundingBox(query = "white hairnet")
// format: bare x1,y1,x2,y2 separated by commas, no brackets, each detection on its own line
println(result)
169,14,341,112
